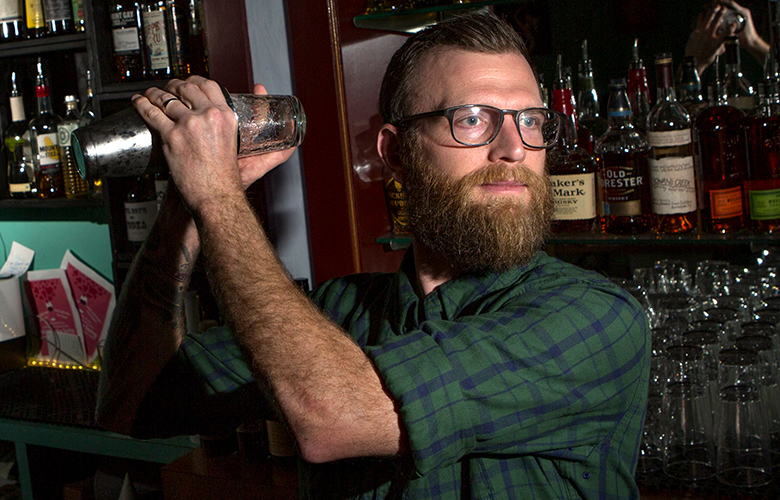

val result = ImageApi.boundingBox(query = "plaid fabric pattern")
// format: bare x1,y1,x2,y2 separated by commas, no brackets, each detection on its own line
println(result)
182,250,650,500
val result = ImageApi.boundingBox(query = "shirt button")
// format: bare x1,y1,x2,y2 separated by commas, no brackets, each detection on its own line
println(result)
582,472,591,479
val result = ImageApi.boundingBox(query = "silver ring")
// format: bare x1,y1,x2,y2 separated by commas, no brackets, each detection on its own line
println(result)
163,97,180,110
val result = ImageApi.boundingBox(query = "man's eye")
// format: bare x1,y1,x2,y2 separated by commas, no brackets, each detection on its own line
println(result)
458,115,484,127
520,115,542,128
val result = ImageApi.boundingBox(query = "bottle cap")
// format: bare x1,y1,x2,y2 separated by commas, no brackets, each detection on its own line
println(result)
65,95,78,104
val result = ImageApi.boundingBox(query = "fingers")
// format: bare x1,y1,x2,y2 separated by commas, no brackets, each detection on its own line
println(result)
252,83,268,96
131,92,176,135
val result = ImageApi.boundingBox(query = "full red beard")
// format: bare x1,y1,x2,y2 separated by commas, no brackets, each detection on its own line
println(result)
400,133,553,274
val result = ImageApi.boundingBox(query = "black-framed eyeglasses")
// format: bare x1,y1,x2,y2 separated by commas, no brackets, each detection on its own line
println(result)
395,105,564,149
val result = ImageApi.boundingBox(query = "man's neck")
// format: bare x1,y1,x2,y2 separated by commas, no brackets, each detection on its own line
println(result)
412,241,459,296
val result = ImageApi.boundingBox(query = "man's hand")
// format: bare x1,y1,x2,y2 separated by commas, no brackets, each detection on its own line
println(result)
132,77,294,213
238,84,296,189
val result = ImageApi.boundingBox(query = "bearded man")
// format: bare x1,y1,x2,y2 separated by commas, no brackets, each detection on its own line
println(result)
97,10,650,500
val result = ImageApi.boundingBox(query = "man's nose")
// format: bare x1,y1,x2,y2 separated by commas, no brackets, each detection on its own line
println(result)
487,116,527,164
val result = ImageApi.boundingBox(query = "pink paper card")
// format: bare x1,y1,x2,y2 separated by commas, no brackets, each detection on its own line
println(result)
27,269,86,365
60,251,115,364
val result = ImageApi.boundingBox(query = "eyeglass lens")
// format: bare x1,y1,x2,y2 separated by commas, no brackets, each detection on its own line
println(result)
450,107,556,147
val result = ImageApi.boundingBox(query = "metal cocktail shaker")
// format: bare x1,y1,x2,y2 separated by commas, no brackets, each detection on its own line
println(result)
72,89,306,180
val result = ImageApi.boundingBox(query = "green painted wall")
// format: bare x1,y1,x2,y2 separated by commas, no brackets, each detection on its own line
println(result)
0,220,113,283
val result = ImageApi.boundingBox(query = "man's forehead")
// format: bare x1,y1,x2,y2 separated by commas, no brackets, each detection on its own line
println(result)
409,49,538,111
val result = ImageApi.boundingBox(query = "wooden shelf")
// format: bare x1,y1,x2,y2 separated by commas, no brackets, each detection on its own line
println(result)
0,197,107,223
0,33,87,58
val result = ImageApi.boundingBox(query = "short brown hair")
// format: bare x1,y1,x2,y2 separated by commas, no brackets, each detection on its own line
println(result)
378,10,537,126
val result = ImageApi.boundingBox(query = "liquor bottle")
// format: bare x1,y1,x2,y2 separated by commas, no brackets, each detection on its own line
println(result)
549,55,598,233
744,80,780,233
124,173,158,248
646,53,697,234
628,38,651,133
186,0,208,76
595,78,652,235
0,0,26,41
695,78,747,234
678,56,708,120
165,0,188,77
29,60,64,199
25,0,47,38
723,35,757,113
577,39,607,153
5,72,35,197
142,0,172,79
70,0,84,31
58,95,88,198
154,169,168,210
7,144,31,198
42,0,75,35
539,72,549,108
110,0,146,82
382,167,408,236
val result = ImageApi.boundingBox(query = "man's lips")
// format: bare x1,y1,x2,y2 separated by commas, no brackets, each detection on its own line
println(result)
478,181,528,193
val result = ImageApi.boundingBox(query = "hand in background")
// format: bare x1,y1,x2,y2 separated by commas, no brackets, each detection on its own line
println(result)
726,0,770,65
685,3,727,76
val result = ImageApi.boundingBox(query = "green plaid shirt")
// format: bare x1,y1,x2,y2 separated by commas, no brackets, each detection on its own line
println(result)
180,250,650,500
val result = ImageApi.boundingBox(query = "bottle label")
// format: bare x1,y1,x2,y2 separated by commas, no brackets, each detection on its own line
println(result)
9,182,31,193
748,188,780,220
71,0,84,24
125,200,158,242
9,96,24,122
25,0,44,28
383,175,408,232
57,121,77,148
600,165,645,216
647,129,692,148
0,0,21,21
550,172,597,220
112,27,141,53
36,133,61,173
155,179,167,209
709,186,743,219
728,96,756,111
143,10,170,71
648,156,697,215
43,0,71,21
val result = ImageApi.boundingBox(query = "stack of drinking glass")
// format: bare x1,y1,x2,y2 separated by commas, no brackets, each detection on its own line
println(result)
619,257,780,491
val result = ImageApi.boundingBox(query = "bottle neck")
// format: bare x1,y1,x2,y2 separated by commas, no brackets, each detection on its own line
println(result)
9,95,25,122
36,84,52,114
655,59,676,102
607,89,634,128
724,40,742,76
552,87,579,146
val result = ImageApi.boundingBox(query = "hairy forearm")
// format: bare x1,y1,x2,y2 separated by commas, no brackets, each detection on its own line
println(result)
194,194,403,463
96,185,201,434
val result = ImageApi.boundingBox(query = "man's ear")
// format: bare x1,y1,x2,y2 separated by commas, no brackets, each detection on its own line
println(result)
377,124,404,183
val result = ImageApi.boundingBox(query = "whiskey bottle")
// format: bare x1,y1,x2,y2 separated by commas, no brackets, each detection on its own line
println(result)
165,0,188,77
125,173,158,248
7,144,31,198
29,60,64,199
58,95,89,198
628,38,651,133
723,35,757,113
646,53,697,234
71,0,84,31
695,79,747,234
42,0,75,35
678,56,708,120
79,69,95,127
110,0,146,82
550,54,598,233
744,80,780,233
0,0,25,41
595,78,652,235
5,72,34,197
186,0,208,76
142,0,172,79
25,0,47,38
382,168,408,236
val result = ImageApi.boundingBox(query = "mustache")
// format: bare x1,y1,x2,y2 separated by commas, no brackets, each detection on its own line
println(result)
459,163,544,188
